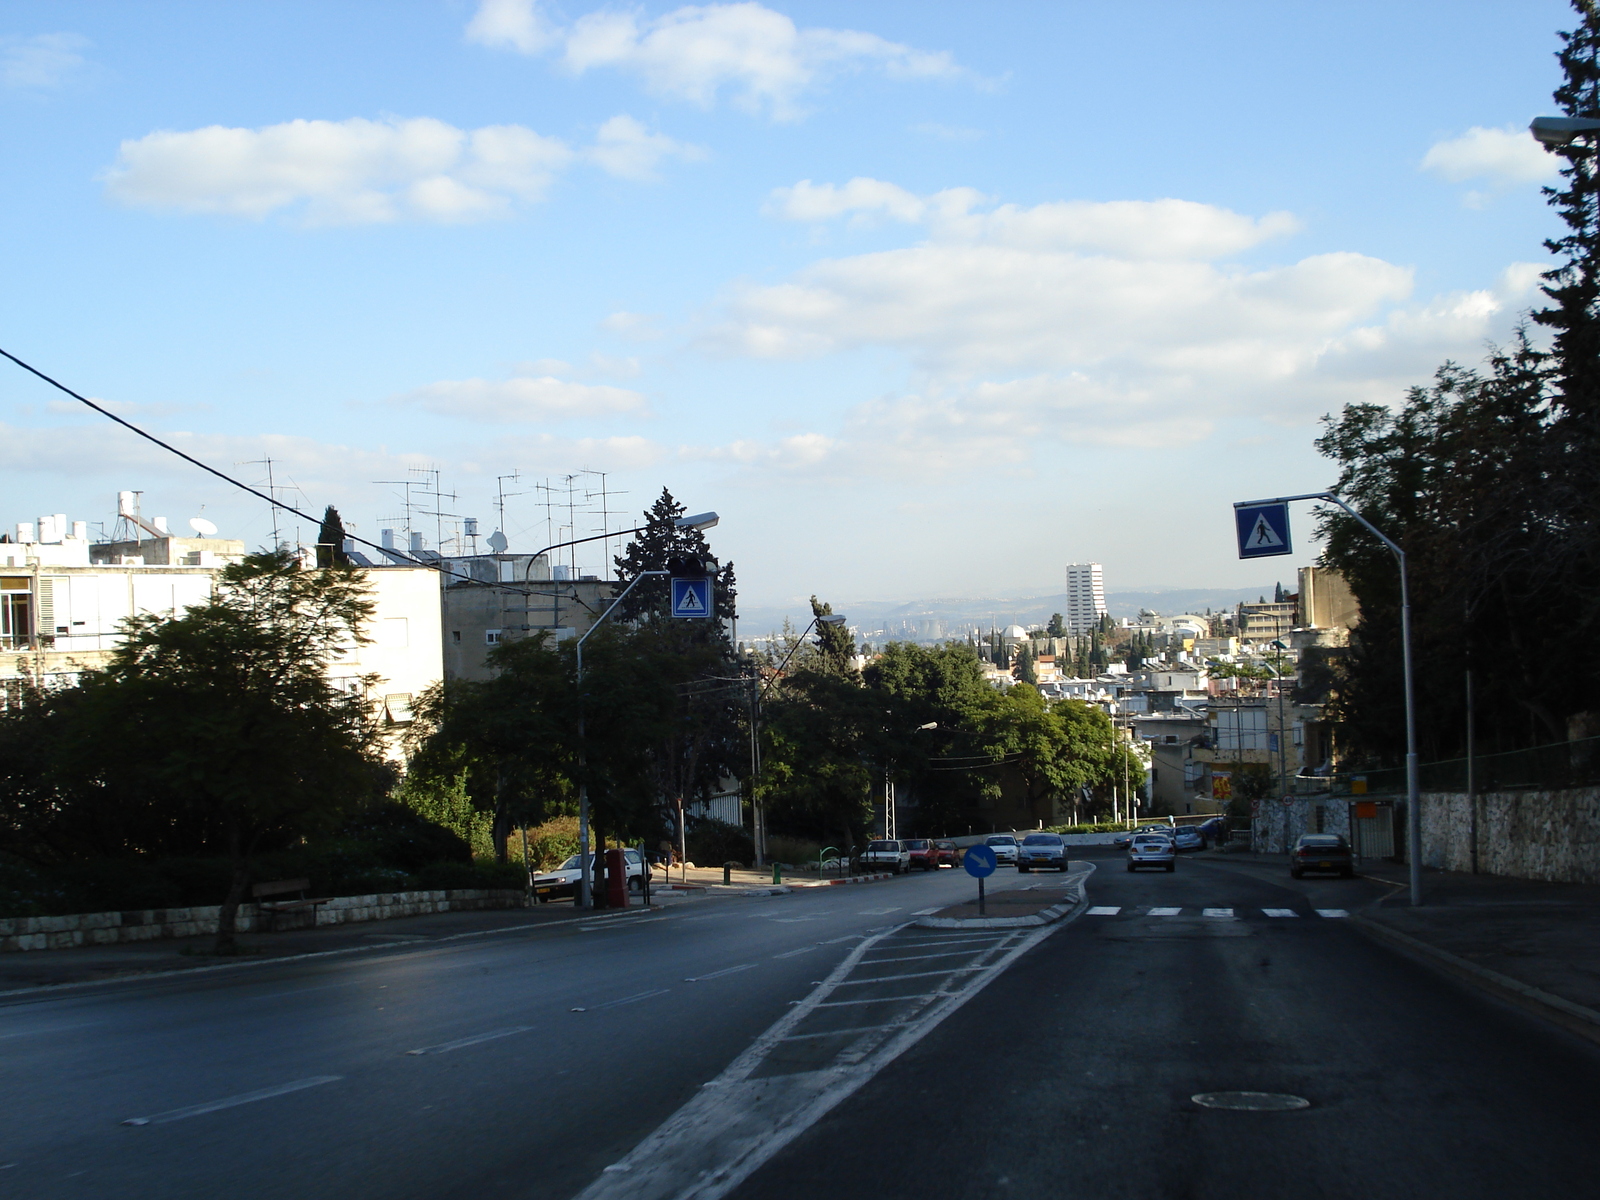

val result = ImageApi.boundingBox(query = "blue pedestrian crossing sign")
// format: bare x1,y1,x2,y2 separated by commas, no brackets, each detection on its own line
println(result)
671,576,713,618
963,844,997,878
1234,502,1292,560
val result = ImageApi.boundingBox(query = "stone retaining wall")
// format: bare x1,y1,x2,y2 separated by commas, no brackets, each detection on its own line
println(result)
0,888,526,953
1420,787,1600,885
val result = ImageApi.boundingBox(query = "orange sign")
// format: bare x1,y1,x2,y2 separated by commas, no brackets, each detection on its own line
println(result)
1354,801,1377,820
1211,771,1232,801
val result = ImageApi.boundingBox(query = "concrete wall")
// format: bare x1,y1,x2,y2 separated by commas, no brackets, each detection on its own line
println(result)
0,888,524,953
1420,787,1600,885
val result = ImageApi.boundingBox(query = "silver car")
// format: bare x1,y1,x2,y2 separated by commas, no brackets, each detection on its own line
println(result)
1127,834,1176,872
984,834,1020,864
1017,832,1068,872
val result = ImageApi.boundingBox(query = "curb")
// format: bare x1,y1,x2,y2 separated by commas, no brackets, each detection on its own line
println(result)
1351,914,1600,1049
913,864,1094,929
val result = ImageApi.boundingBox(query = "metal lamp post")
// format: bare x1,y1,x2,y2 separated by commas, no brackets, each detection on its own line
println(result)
1234,492,1422,906
572,512,720,910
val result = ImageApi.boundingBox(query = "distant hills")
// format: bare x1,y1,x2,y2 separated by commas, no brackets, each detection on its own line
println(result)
736,584,1289,643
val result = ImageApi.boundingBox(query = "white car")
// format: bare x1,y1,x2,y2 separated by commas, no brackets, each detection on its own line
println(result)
860,840,911,874
1017,832,1068,872
984,834,1020,864
533,849,648,901
1127,834,1176,873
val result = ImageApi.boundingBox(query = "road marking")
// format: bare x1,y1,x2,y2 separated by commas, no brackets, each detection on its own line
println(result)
858,907,902,915
592,989,671,1010
1315,908,1350,918
1203,908,1235,919
1087,906,1121,915
122,1076,341,1126
861,948,995,965
771,946,818,959
834,967,984,985
910,907,942,915
1148,907,1182,917
1262,908,1299,918
685,964,757,982
813,993,942,1008
818,934,866,945
405,1026,532,1056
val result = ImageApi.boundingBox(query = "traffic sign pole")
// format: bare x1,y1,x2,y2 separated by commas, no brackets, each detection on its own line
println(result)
1232,491,1423,906
962,844,998,917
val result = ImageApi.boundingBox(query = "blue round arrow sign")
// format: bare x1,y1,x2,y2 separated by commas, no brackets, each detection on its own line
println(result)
963,844,997,878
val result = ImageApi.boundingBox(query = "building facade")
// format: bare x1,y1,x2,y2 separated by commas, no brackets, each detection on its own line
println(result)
1063,562,1106,635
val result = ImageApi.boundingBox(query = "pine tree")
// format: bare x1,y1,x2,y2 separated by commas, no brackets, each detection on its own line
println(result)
611,488,737,626
316,505,349,568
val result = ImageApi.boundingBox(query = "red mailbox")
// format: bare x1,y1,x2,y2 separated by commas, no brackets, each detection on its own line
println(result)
606,848,628,908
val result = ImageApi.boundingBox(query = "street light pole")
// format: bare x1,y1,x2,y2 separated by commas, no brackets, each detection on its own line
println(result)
1233,491,1422,906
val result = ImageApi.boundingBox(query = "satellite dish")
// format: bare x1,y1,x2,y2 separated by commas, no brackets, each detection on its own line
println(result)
188,516,219,537
486,530,509,554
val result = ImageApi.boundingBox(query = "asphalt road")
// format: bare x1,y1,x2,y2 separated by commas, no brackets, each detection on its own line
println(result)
0,867,1006,1200
729,849,1600,1200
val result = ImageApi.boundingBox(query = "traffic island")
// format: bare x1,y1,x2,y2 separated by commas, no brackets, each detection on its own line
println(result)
915,864,1092,929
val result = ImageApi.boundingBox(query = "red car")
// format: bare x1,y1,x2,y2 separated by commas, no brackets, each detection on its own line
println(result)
903,838,939,871
934,840,961,868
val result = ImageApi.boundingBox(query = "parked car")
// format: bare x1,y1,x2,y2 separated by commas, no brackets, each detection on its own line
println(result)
1017,832,1069,872
533,849,647,902
984,834,1020,864
861,839,911,874
1290,833,1354,878
903,838,939,871
1197,817,1228,845
934,840,961,868
1127,834,1176,872
1172,827,1205,852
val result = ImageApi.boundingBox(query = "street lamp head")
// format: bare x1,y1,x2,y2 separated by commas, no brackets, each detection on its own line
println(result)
818,614,847,626
1531,116,1600,147
675,511,719,530
917,721,938,730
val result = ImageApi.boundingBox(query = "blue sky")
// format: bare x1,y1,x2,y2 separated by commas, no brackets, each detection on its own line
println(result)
0,0,1577,618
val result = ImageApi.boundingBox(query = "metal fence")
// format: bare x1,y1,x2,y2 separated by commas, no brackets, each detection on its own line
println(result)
1320,735,1600,796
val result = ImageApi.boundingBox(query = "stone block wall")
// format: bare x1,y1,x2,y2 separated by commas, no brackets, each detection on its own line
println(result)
1420,787,1600,885
0,888,526,953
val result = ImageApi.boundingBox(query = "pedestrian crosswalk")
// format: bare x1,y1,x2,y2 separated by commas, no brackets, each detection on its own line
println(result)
1086,905,1349,919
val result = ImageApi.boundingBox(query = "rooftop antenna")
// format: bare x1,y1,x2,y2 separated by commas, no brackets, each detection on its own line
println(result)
240,457,284,546
494,470,524,552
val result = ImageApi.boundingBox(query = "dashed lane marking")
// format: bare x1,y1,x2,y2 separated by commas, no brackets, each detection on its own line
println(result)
910,908,942,916
122,1076,341,1126
1148,907,1182,916
406,1026,532,1056
1315,908,1350,918
685,964,756,982
771,946,818,959
1203,908,1235,919
1262,909,1299,918
1087,906,1121,915
858,908,902,915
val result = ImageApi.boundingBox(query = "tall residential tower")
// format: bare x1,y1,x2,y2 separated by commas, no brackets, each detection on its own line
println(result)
1064,562,1106,634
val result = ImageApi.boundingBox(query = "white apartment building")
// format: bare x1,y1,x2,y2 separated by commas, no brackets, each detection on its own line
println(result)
1063,562,1107,634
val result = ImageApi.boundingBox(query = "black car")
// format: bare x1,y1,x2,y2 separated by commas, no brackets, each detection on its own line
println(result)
1289,834,1354,879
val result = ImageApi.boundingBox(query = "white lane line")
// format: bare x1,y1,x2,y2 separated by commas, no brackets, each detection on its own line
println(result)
1316,908,1350,919
591,989,671,1010
685,964,756,982
834,967,985,985
771,946,818,959
813,993,942,1008
1087,906,1121,916
858,907,902,915
1148,907,1182,917
122,1076,341,1126
1262,908,1300,918
910,907,942,916
405,1026,532,1056
818,934,866,945
1203,908,1235,919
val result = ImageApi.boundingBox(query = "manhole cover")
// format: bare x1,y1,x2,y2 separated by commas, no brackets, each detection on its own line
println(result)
1191,1091,1310,1111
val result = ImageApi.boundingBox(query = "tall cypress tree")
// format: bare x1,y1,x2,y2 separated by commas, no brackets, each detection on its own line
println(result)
316,505,349,568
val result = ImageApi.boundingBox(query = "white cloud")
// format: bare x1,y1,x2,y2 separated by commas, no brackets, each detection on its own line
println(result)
697,184,1542,477
391,375,648,422
465,0,557,54
1421,125,1558,185
1,32,87,89
101,113,697,223
587,114,706,181
467,1,962,120
602,310,664,340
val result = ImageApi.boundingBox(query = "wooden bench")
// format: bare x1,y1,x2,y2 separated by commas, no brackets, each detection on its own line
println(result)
252,878,330,932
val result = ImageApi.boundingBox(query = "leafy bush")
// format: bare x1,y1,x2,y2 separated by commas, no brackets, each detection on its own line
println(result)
522,816,580,870
687,818,754,866
764,834,822,866
338,801,472,871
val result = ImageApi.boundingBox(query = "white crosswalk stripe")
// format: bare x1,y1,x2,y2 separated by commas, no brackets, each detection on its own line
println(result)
1315,908,1350,918
1083,905,1344,920
1148,907,1182,916
1261,908,1299,918
1087,906,1121,915
1203,908,1234,918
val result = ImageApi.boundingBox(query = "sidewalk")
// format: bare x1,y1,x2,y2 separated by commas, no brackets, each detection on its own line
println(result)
0,894,685,997
1220,849,1600,1045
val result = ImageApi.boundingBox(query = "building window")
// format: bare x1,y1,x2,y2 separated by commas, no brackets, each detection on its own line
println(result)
485,629,502,645
451,630,461,644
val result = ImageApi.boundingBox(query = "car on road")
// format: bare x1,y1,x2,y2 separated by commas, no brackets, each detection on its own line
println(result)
861,839,912,874
984,834,1020,864
533,849,648,902
1127,834,1176,872
934,839,961,868
1172,827,1205,852
1197,816,1228,844
903,838,939,871
1017,832,1069,872
1290,833,1355,878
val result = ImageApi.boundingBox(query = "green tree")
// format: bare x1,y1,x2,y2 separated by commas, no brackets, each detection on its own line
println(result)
1046,613,1065,638
316,505,349,568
